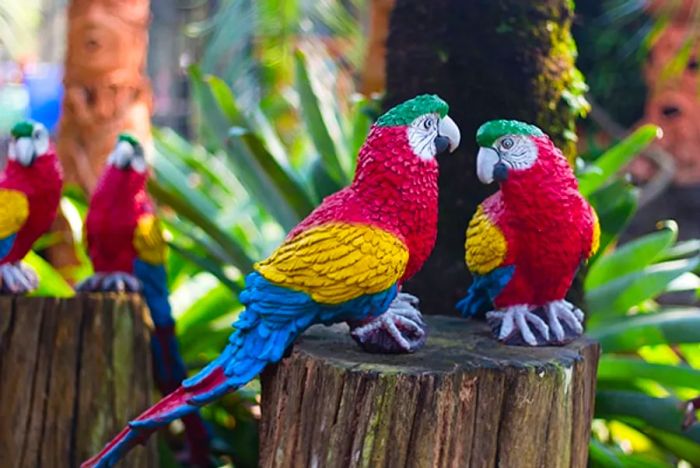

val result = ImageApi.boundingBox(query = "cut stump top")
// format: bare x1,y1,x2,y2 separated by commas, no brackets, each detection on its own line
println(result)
295,315,597,374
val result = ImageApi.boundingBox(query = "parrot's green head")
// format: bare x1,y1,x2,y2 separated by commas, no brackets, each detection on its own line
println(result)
475,119,544,184
9,120,51,167
375,94,461,160
108,133,148,173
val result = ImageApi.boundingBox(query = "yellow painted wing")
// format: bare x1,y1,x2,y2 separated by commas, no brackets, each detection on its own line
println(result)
465,204,508,275
589,207,601,258
133,214,167,265
0,189,29,239
255,223,408,305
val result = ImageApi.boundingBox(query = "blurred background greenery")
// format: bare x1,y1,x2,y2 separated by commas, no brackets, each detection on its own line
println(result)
4,0,700,467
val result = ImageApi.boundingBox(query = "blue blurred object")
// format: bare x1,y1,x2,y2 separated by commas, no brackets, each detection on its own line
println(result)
24,64,64,133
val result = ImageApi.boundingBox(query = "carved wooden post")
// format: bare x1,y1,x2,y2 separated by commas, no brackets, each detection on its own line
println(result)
58,0,153,194
260,316,599,468
0,294,157,467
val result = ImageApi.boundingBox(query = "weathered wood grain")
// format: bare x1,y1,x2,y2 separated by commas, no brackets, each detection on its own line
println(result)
260,316,599,468
0,294,157,467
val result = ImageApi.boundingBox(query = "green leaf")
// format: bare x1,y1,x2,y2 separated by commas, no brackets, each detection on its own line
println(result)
586,257,700,318
294,50,346,184
148,179,255,273
168,243,243,294
660,239,700,262
201,75,315,228
586,180,638,260
595,391,700,445
597,356,700,391
588,440,623,468
590,308,700,352
578,125,661,196
176,283,241,333
586,221,677,289
25,251,75,298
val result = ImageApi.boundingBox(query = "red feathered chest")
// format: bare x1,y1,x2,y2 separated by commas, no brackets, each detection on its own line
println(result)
289,126,439,283
492,140,595,306
86,168,152,273
0,154,63,263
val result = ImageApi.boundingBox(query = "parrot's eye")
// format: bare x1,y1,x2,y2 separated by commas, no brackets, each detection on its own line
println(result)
423,118,433,130
501,138,514,150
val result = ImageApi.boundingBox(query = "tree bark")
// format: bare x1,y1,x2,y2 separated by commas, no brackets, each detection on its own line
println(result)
50,0,153,276
0,294,157,467
383,0,585,314
260,316,599,468
58,0,153,193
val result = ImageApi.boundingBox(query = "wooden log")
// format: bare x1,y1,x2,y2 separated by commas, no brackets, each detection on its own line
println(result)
260,316,599,468
0,294,157,467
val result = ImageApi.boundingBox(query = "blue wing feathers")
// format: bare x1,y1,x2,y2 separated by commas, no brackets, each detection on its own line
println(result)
0,234,17,261
456,265,515,318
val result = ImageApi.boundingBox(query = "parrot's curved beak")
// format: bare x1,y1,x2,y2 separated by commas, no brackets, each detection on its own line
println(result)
476,147,509,184
435,115,461,155
13,138,36,167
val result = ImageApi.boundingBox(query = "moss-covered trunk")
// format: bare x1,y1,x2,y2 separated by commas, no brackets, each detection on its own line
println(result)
384,0,586,314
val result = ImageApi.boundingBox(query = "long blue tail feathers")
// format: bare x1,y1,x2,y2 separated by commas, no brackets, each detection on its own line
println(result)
82,272,397,467
133,260,209,465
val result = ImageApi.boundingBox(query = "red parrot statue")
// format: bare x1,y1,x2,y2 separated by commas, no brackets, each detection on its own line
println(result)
457,120,599,346
82,94,460,467
0,121,63,294
78,134,210,465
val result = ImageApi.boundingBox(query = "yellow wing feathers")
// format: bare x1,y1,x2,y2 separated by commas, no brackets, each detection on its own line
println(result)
255,223,408,304
465,204,508,275
0,189,29,238
589,207,601,258
133,214,167,265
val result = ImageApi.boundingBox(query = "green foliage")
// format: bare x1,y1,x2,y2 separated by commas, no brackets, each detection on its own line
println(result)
581,127,700,466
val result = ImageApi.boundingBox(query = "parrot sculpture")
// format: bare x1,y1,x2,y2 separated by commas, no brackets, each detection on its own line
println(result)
82,94,461,467
456,120,599,346
78,134,210,465
0,121,63,294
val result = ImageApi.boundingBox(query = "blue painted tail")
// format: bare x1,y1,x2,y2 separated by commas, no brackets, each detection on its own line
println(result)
133,260,210,466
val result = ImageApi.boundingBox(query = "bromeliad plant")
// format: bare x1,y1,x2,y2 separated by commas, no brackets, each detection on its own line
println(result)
578,125,700,467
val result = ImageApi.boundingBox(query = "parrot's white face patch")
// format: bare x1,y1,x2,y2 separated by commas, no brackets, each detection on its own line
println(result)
407,113,440,160
495,135,537,170
8,123,50,167
108,141,148,173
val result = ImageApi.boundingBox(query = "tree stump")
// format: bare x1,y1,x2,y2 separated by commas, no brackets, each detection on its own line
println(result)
260,316,599,468
0,294,157,467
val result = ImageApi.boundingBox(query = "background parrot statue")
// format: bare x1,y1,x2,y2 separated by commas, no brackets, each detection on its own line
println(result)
456,119,599,346
78,134,210,466
82,94,461,467
0,121,63,294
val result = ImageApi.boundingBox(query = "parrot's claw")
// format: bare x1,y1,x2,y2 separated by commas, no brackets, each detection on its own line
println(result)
543,300,584,344
0,263,38,294
77,272,142,293
350,293,427,354
486,305,550,347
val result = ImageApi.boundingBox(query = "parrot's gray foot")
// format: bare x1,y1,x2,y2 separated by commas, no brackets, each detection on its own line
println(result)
543,300,584,344
0,262,38,294
350,292,427,354
77,272,142,293
486,304,550,347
